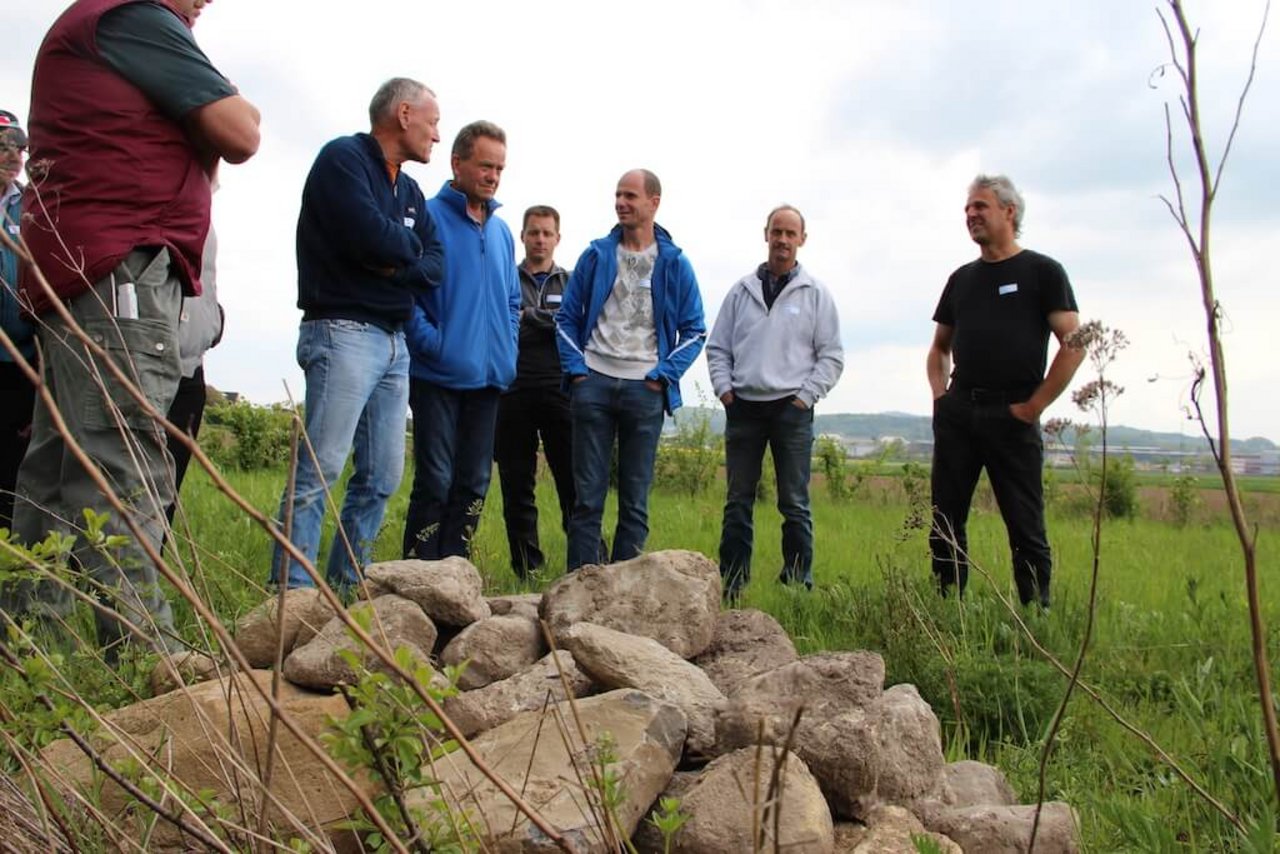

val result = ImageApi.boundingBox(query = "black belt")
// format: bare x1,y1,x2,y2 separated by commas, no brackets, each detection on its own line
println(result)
951,385,1035,405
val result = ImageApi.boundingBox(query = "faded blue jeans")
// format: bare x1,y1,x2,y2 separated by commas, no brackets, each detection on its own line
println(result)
270,319,408,588
567,370,665,570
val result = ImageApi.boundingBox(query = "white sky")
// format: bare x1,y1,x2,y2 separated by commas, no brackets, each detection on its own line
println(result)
4,0,1277,441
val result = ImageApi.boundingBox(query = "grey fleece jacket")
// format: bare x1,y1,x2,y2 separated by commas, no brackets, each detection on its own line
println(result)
706,263,844,407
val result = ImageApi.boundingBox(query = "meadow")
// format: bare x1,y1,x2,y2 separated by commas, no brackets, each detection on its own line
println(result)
160,450,1280,853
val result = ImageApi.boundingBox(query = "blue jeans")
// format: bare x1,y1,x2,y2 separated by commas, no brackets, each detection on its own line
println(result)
270,319,408,588
719,397,815,594
402,382,500,560
567,371,665,570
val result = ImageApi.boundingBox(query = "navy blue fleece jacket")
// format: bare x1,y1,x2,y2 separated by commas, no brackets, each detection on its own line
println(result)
296,133,443,329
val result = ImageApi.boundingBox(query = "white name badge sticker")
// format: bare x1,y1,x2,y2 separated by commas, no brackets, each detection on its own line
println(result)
998,283,1018,295
546,294,563,304
638,278,652,289
786,304,801,315
404,217,416,228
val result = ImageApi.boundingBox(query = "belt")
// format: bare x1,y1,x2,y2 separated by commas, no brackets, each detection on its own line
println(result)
951,385,1035,405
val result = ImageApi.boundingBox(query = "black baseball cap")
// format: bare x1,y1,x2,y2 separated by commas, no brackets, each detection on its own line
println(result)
0,110,28,147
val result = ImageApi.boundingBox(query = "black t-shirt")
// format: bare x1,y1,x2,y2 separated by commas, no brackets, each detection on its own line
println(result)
96,2,235,120
932,249,1077,391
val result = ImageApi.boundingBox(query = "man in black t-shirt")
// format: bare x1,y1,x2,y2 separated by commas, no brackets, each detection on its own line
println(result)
926,174,1084,607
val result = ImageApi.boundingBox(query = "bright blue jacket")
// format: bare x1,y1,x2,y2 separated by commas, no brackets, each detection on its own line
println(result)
406,181,520,389
555,224,706,413
1,183,35,363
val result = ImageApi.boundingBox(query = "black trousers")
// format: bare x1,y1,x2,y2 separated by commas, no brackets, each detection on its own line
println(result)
164,365,206,528
0,360,37,531
493,385,576,575
929,387,1052,606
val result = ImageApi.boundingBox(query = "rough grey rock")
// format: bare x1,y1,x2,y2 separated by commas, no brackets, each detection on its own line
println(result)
713,651,886,752
835,805,961,853
667,748,834,854
940,760,1018,808
365,556,490,627
487,592,543,621
440,613,546,690
693,608,798,697
923,803,1080,854
233,587,338,668
540,550,720,658
282,594,439,690
562,622,726,756
418,689,688,852
442,650,595,738
801,684,946,820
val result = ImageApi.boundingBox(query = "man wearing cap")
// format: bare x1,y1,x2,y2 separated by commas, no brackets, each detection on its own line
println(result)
0,110,35,532
5,0,259,655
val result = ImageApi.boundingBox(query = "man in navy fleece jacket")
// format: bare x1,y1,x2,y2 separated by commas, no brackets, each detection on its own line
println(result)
271,77,444,590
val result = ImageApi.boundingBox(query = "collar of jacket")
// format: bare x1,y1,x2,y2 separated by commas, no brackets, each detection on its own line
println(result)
435,179,502,220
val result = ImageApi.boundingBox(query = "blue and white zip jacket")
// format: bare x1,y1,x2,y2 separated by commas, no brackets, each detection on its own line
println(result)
555,223,706,413
406,180,520,390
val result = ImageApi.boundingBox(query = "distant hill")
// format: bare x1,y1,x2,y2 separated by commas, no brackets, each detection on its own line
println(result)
669,407,1276,454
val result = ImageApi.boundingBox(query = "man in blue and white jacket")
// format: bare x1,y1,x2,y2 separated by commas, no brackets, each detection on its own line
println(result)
0,109,35,531
271,78,443,590
555,169,706,570
402,120,520,561
707,205,844,597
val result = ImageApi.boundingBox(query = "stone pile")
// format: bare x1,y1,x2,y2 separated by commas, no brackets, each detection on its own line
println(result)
36,550,1078,853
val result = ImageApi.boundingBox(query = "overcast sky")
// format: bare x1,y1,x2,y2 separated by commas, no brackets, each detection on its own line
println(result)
4,1,1277,441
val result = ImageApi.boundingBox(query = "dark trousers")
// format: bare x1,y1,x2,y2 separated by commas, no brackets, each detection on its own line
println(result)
719,397,815,594
494,385,575,575
403,381,500,561
164,365,206,528
0,360,37,531
929,388,1052,606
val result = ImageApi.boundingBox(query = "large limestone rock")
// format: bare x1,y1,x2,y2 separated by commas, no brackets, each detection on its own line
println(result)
282,594,439,690
234,587,339,668
668,748,834,854
835,805,961,854
563,622,725,757
801,684,946,820
365,556,491,627
440,613,547,690
923,803,1080,854
692,608,798,696
150,650,221,696
487,592,543,621
540,550,720,658
419,689,687,852
442,650,595,738
40,671,369,851
939,760,1018,808
714,651,886,751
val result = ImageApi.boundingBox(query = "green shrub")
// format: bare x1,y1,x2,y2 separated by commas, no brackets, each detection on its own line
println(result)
654,408,721,497
202,401,294,471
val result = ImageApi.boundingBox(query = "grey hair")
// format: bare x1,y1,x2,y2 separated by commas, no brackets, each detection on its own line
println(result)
368,78,434,127
765,204,806,233
969,174,1024,237
452,120,506,161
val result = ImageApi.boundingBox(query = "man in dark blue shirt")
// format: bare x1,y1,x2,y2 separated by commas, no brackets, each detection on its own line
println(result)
271,78,443,590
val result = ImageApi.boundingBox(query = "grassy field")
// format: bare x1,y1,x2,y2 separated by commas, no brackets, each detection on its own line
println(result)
157,456,1280,852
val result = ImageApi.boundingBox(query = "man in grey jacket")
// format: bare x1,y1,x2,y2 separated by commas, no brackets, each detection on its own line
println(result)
706,205,843,598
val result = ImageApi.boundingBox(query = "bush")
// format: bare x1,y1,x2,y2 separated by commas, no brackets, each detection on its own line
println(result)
201,401,295,471
654,408,721,497
1095,453,1139,520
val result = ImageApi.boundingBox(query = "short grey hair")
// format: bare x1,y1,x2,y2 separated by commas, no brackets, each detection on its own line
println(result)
368,78,434,127
765,204,806,233
452,120,506,161
969,174,1025,237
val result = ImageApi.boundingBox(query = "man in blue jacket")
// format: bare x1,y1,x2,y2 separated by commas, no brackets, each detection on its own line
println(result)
555,169,706,570
402,121,520,561
271,78,443,590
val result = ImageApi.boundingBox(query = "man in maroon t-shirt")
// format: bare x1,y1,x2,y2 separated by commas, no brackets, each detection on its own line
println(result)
4,0,259,658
